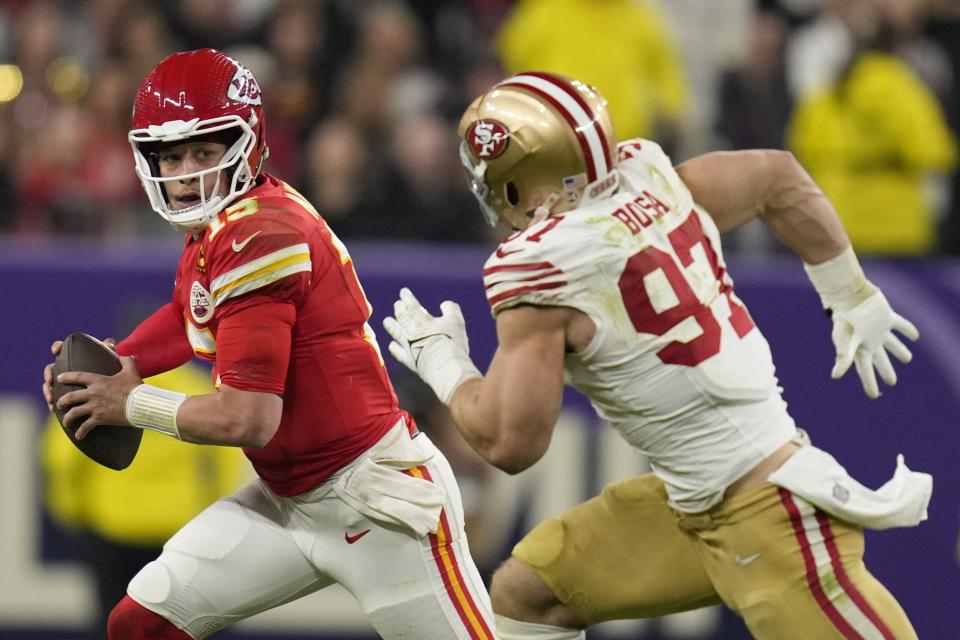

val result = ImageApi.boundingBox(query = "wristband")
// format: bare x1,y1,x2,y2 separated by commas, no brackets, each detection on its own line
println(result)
803,246,876,311
125,383,186,439
432,348,482,405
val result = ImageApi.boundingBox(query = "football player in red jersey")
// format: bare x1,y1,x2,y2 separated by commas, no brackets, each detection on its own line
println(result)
41,49,494,640
384,72,928,639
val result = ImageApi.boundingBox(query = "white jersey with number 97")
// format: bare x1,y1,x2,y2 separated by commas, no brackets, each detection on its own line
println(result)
482,139,798,513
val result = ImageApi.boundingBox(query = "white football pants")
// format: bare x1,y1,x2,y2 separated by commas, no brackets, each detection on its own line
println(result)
126,421,495,639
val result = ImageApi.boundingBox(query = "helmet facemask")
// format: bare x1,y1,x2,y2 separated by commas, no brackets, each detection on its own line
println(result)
129,113,260,233
458,141,500,227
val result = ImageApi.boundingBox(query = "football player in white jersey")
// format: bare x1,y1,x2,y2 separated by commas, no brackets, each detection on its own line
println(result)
384,72,930,639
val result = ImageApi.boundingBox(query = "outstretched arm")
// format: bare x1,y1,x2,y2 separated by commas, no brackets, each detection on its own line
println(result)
384,289,567,473
676,149,848,264
448,305,567,473
55,301,288,448
677,150,919,398
59,357,281,449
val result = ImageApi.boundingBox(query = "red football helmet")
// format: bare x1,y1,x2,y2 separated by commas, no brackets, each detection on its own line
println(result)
129,49,268,232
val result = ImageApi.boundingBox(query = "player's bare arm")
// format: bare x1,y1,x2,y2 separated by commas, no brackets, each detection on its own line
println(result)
385,289,578,473
677,148,918,398
56,357,281,448
43,304,286,448
449,305,569,473
173,384,281,447
676,149,849,264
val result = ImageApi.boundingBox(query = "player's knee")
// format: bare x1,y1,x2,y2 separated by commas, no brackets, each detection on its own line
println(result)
491,557,526,610
491,557,579,628
108,596,189,640
490,557,560,620
494,614,586,640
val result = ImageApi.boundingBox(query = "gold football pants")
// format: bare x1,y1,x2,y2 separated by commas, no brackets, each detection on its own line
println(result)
513,473,916,639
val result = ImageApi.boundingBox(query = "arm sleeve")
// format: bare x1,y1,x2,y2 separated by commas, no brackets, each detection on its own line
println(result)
215,298,296,394
115,302,194,378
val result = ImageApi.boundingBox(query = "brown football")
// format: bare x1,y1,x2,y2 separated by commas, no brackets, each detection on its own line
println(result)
51,332,142,470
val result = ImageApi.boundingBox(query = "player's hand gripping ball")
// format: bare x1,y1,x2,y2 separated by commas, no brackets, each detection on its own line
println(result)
51,333,142,470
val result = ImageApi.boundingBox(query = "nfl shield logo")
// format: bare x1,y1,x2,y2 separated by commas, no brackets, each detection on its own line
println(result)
832,483,850,504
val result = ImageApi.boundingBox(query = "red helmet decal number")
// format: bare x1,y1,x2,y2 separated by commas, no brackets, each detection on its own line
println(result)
466,120,510,159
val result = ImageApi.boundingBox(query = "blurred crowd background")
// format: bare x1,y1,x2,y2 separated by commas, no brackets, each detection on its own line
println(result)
0,0,958,254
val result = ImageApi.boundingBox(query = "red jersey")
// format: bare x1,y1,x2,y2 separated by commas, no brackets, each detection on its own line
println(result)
172,174,406,495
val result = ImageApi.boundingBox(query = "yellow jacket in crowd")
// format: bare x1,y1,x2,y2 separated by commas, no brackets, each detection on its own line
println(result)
497,0,688,140
788,51,957,255
42,363,249,546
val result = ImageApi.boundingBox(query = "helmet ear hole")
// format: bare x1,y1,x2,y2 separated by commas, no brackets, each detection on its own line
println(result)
505,182,520,206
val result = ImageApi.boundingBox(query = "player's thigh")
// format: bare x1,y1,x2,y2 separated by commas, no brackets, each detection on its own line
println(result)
714,488,917,640
512,473,720,626
339,444,495,640
127,480,333,638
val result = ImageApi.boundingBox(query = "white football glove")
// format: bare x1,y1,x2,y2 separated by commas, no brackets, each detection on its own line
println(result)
805,247,919,399
382,288,482,405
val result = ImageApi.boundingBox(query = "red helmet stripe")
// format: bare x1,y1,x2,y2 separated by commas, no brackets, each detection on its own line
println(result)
525,71,614,172
500,77,598,182
500,73,611,182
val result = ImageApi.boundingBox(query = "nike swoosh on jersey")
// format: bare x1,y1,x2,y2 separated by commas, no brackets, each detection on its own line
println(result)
344,529,371,544
735,553,761,567
496,246,522,258
231,231,261,252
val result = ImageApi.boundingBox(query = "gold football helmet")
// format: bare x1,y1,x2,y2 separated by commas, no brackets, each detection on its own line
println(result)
458,71,619,230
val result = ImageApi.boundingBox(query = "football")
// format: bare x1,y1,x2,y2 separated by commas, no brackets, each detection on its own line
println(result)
51,332,142,470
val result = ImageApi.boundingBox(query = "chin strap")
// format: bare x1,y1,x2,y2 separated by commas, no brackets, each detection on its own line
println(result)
530,192,561,226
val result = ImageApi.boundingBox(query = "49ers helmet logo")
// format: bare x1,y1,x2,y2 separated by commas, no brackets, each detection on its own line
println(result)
466,120,510,159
